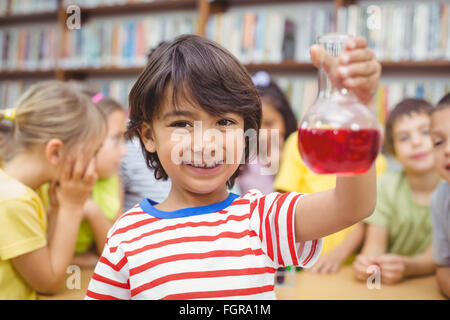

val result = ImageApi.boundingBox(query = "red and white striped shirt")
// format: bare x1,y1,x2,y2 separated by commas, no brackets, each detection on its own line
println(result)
85,189,322,300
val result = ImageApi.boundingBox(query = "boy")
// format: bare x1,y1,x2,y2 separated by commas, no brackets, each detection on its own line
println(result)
86,34,381,300
430,93,450,298
353,98,441,284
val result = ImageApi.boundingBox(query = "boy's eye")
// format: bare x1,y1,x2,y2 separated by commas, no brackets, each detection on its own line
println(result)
217,119,235,126
170,121,192,128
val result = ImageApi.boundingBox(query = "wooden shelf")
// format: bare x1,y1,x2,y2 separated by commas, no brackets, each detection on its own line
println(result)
0,11,58,24
2,60,449,79
61,67,144,79
0,70,56,79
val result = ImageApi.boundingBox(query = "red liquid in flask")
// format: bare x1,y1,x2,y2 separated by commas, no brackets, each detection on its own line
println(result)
298,128,380,175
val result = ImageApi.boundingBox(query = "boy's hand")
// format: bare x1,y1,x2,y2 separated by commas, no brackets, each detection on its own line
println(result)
310,36,381,105
352,253,378,281
375,254,406,284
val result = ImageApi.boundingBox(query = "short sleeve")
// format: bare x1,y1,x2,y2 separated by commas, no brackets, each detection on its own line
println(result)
246,189,322,269
273,131,305,193
0,198,47,260
431,185,450,267
85,240,131,300
364,176,391,227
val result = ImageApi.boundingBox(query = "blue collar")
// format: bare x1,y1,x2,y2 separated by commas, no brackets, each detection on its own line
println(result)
139,193,240,219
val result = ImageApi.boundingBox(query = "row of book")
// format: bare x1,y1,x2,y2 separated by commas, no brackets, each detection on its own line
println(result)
337,1,450,61
0,26,58,72
205,6,334,64
62,0,174,9
0,0,58,16
3,77,449,125
61,14,196,69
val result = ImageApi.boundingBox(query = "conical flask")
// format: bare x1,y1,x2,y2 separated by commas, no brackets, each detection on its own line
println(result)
298,33,381,175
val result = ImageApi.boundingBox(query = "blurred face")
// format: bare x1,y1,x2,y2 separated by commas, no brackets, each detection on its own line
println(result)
431,108,450,182
260,98,286,157
139,89,245,195
392,112,434,173
95,110,127,179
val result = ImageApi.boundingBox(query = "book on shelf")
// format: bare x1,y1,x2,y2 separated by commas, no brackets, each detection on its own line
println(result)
337,1,450,61
61,14,196,70
0,25,58,72
0,0,58,16
62,0,170,9
206,5,334,64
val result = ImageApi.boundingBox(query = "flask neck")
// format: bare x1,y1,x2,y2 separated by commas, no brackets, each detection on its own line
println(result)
316,33,351,100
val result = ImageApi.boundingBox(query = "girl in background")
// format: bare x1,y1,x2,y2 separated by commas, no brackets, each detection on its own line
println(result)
65,84,127,268
0,81,106,299
235,71,297,195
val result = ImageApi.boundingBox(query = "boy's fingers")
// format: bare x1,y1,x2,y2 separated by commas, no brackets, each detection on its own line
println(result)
310,45,337,74
346,36,368,50
338,61,379,79
340,48,374,65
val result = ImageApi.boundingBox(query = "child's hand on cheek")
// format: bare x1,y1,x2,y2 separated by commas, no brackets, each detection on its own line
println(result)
57,155,98,214
310,36,381,105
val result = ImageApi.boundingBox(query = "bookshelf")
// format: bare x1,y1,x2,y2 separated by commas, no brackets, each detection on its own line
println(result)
1,0,449,116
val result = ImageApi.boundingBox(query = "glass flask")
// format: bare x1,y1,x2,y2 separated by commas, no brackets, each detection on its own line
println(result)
297,33,381,175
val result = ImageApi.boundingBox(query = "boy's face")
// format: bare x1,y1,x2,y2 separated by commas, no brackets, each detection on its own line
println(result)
139,88,245,195
430,108,450,182
392,112,435,173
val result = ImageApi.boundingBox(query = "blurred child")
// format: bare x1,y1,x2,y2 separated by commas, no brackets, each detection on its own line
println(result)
0,81,106,299
430,93,450,298
86,34,381,300
71,93,127,268
235,71,297,195
353,98,440,284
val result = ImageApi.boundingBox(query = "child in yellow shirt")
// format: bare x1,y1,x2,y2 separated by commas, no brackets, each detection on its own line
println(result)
0,81,106,299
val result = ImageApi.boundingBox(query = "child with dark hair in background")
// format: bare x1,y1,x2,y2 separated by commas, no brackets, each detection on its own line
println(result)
0,81,106,299
86,34,381,300
235,71,297,195
430,93,450,298
353,98,440,284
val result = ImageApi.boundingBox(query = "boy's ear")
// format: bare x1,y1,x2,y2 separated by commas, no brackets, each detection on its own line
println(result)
138,123,157,153
45,139,64,166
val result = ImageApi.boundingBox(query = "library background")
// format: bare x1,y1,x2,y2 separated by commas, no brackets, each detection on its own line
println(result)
0,0,449,127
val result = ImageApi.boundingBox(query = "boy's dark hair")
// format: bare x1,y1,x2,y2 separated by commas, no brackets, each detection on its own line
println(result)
127,34,262,189
255,77,298,141
384,98,433,156
433,92,450,113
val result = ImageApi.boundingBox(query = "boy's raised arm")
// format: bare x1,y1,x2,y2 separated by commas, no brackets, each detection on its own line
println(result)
295,166,376,242
295,36,380,243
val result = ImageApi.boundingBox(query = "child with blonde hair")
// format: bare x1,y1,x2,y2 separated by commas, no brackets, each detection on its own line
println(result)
0,81,106,299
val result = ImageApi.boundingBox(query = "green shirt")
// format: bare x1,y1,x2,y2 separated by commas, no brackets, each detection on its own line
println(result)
365,171,432,256
75,175,120,254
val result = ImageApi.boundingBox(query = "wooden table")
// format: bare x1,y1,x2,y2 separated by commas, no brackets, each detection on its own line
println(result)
39,266,445,300
274,266,445,300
